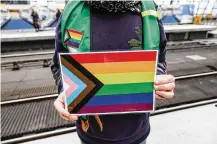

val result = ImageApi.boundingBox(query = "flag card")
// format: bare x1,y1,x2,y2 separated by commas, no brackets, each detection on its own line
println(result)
59,50,158,115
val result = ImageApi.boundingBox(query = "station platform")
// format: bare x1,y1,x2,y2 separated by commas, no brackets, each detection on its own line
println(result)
1,25,217,42
23,104,217,144
1,30,55,42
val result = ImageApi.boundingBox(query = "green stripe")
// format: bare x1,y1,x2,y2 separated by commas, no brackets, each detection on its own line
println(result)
96,82,154,96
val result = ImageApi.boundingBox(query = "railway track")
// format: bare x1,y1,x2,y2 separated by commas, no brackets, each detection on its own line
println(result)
2,99,217,144
1,39,217,69
1,71,217,105
1,72,217,143
1,51,53,69
166,38,217,50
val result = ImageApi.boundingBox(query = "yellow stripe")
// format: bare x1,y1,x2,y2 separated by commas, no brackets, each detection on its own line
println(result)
69,32,82,40
141,10,161,19
82,61,156,74
95,72,155,84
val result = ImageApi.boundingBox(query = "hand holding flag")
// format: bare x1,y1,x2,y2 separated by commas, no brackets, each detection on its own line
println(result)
154,75,175,99
54,92,78,121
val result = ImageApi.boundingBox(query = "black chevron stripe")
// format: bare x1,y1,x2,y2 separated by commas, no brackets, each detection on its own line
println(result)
61,54,104,113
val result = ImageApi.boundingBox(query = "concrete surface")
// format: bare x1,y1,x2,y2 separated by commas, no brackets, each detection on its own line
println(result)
1,30,55,42
147,104,217,144
23,104,217,144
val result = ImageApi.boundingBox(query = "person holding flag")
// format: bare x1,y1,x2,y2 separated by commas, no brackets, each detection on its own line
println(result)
51,1,175,144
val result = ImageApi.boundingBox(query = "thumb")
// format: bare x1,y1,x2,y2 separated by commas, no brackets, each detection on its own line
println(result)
54,93,68,114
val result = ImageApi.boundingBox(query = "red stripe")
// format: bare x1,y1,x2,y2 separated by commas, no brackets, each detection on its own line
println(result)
70,51,157,63
67,29,83,35
77,103,153,114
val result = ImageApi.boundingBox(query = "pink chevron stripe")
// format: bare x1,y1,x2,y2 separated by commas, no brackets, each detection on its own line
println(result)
63,74,78,98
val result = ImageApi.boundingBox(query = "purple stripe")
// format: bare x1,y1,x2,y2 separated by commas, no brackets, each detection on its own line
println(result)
78,103,153,114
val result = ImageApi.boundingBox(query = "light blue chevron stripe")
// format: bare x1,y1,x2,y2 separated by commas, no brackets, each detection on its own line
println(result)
62,65,87,106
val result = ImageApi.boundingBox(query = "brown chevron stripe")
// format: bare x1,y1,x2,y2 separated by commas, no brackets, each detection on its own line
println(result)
61,54,104,113
61,57,96,112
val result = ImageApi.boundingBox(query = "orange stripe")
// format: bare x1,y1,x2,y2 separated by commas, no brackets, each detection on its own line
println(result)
69,32,82,40
82,61,156,74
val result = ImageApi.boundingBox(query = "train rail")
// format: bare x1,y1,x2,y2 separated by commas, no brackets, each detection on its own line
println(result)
166,38,217,50
2,99,217,144
1,71,217,105
1,51,53,68
1,72,217,142
1,51,54,58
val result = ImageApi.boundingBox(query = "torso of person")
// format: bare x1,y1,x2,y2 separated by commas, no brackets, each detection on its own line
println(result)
75,9,150,144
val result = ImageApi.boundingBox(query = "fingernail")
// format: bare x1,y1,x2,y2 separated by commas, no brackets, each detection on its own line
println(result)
155,81,159,84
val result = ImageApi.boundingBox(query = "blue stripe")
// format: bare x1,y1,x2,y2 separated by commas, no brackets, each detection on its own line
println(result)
68,39,80,46
85,93,153,106
61,66,87,105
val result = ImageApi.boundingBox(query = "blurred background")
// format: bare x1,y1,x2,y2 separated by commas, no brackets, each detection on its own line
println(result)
1,0,217,144
1,0,217,30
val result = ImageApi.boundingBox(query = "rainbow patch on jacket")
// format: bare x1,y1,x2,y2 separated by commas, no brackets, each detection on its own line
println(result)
59,50,158,115
64,29,83,48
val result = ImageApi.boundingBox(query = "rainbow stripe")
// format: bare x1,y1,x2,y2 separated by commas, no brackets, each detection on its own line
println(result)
64,29,83,48
68,29,83,41
60,51,158,114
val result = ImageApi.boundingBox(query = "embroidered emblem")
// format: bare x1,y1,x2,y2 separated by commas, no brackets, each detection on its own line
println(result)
128,25,142,50
64,29,83,48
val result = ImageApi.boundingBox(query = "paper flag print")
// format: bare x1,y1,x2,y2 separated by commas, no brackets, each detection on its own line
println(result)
59,50,158,115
